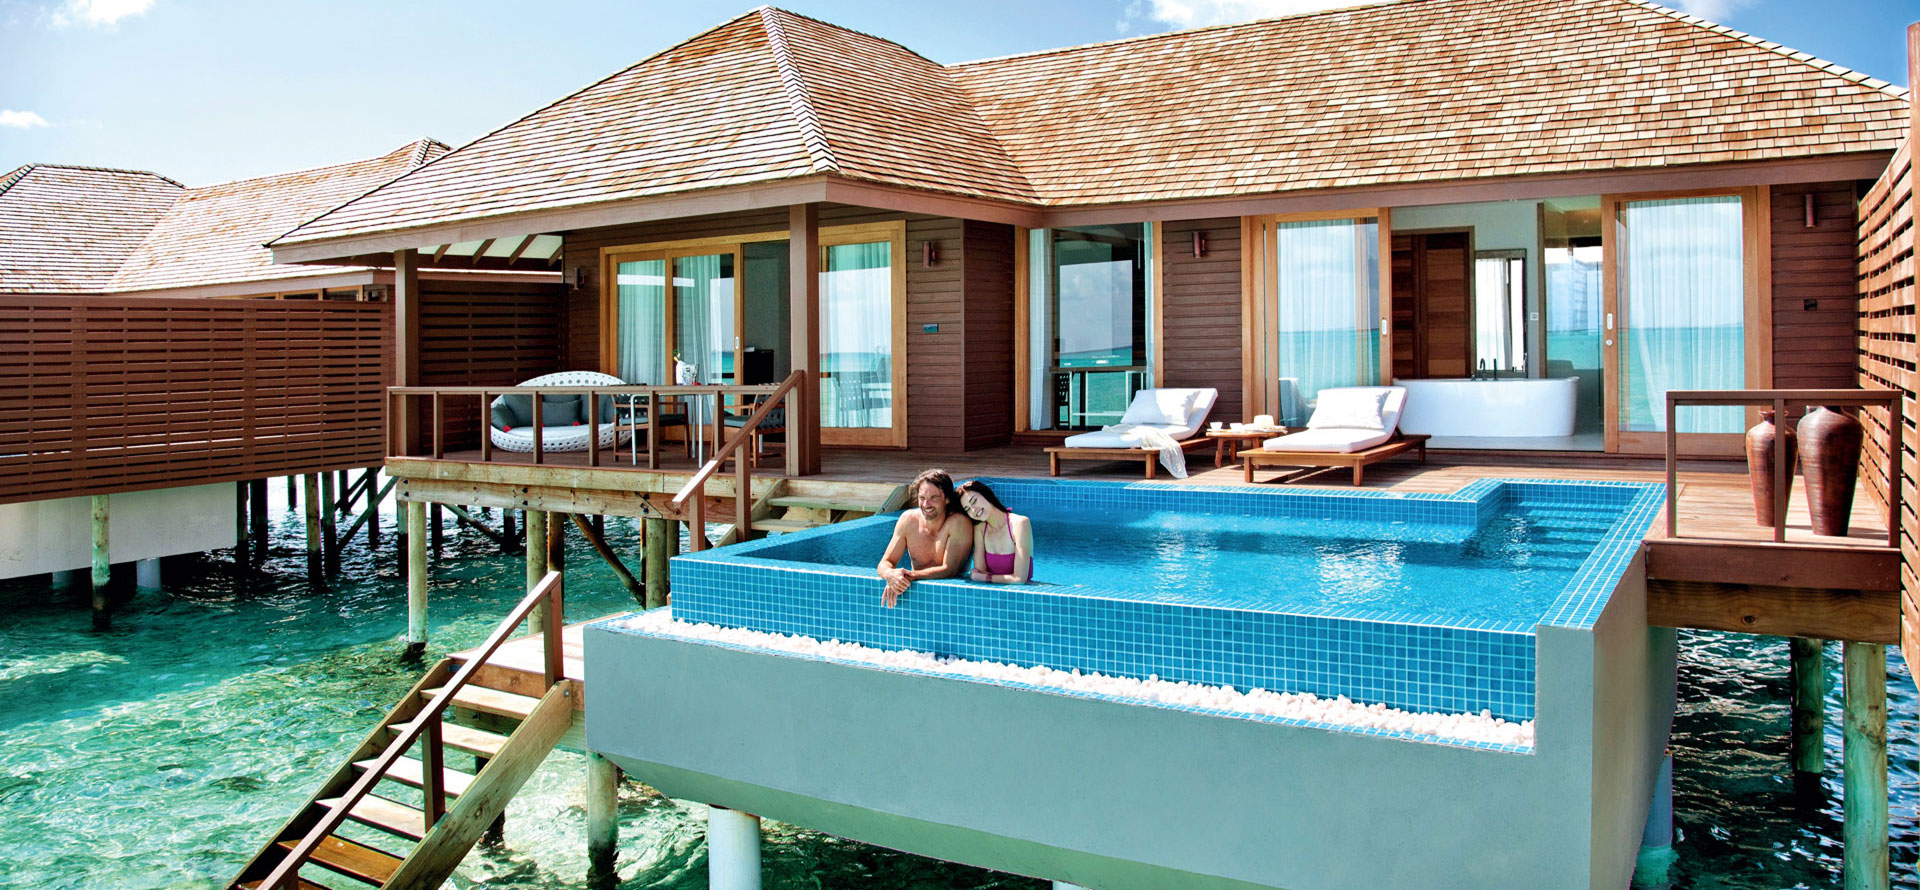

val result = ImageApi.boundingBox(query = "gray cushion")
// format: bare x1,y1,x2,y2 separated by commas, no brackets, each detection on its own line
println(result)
590,394,616,424
498,394,533,427
539,394,581,427
490,401,520,431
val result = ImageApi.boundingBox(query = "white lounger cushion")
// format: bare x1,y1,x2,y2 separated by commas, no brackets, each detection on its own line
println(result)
1260,427,1393,453
1121,388,1200,426
1305,386,1408,432
1063,422,1189,449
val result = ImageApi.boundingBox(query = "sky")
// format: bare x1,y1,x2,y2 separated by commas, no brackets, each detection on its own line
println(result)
1,0,1917,186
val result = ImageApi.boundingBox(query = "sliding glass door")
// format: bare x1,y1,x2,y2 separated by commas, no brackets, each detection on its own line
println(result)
1258,216,1383,427
671,253,737,385
1606,193,1752,455
819,228,905,446
1024,224,1153,430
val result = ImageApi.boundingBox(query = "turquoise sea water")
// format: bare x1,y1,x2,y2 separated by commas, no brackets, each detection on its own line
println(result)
0,483,1913,889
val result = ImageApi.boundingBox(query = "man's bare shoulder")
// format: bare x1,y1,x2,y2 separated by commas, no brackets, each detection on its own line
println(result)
941,512,972,537
893,511,920,533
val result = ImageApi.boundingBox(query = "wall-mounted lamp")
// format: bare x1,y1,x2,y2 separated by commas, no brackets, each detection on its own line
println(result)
1192,230,1208,259
1804,192,1817,228
923,241,938,268
573,266,588,289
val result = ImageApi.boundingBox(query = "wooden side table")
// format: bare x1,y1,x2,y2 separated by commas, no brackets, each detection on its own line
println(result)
1204,428,1285,468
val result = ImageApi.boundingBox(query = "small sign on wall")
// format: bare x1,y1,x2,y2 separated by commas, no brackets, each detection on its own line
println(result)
922,323,939,333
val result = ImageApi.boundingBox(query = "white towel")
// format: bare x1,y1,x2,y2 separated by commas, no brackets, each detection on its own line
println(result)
1102,423,1188,479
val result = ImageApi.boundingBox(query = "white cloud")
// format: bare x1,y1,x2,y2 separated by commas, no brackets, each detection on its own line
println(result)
1121,0,1386,32
1669,0,1755,23
48,0,155,28
0,110,50,128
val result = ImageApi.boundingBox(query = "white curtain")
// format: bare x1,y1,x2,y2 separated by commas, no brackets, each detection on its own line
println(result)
673,254,733,384
1271,219,1379,427
1618,197,1744,433
821,242,892,428
616,259,666,384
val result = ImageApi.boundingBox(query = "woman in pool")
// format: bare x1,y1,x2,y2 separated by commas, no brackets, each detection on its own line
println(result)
956,480,1034,584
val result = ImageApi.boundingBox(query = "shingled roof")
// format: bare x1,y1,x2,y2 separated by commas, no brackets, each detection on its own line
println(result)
274,0,1908,251
0,140,446,295
0,164,183,293
108,139,448,292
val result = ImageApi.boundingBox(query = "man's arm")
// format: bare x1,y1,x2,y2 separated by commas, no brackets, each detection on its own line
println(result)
878,515,914,607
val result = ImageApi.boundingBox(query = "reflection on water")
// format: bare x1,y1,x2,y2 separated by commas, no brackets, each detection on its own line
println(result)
0,484,1911,889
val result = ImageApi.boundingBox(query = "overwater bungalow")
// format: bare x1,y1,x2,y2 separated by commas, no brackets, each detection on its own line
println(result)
226,1,1919,888
0,140,564,617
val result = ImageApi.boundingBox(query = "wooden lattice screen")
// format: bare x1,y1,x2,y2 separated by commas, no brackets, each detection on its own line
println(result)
1859,137,1918,669
418,279,565,451
0,295,393,505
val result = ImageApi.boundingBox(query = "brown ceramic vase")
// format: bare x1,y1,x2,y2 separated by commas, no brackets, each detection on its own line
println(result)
1744,409,1795,527
1795,405,1864,537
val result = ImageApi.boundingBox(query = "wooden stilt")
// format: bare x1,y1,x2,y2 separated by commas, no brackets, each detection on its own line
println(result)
336,470,349,513
476,755,506,847
525,511,548,594
586,752,619,883
444,504,511,549
320,471,339,574
303,474,322,580
250,478,268,562
287,474,297,506
1791,636,1826,776
90,494,110,631
339,478,395,546
542,512,566,638
571,513,644,604
430,503,445,553
405,500,427,659
1842,641,1888,890
644,517,676,609
503,508,518,553
235,480,250,563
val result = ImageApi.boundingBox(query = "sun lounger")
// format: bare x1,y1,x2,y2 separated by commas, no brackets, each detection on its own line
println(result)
1045,388,1219,479
1238,386,1427,485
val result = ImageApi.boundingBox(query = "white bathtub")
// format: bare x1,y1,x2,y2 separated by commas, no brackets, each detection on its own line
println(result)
1396,377,1580,437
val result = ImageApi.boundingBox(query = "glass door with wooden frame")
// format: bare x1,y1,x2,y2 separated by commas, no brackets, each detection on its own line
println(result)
1604,193,1755,456
819,228,906,447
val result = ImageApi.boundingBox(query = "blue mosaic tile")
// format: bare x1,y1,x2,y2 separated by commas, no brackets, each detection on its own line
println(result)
661,478,1663,724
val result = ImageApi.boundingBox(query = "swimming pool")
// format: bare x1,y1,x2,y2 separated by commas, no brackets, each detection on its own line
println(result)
658,477,1663,723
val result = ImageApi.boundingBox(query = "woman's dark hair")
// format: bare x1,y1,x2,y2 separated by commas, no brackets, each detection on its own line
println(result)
911,468,965,517
955,480,1012,522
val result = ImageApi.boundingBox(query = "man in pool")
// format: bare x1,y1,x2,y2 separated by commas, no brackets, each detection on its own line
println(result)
876,468,973,608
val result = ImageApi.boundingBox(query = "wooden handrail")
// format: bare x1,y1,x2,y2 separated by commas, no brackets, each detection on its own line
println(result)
672,370,806,551
259,571,567,889
1663,388,1902,548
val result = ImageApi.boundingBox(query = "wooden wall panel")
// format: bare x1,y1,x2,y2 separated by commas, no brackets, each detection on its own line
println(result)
1775,181,1864,389
962,221,1015,449
418,279,565,451
0,295,393,505
1161,218,1244,424
1856,139,1917,672
907,217,965,450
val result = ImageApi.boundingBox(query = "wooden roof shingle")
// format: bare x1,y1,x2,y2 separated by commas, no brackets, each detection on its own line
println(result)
0,164,183,293
273,0,1910,250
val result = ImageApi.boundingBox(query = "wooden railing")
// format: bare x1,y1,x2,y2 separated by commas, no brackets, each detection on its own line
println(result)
0,294,392,505
386,381,784,468
1664,389,1901,546
257,570,567,890
673,370,806,549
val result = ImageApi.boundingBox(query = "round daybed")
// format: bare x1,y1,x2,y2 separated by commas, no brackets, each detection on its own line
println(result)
489,371,631,454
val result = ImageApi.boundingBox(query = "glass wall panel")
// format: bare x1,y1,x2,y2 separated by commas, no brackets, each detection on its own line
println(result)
616,258,667,385
1543,198,1603,440
1027,224,1151,430
740,241,791,384
821,241,893,430
1616,196,1745,433
672,253,735,384
1269,218,1379,427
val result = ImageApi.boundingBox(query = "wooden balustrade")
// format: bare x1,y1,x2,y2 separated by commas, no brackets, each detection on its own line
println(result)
1664,389,1901,546
673,371,807,549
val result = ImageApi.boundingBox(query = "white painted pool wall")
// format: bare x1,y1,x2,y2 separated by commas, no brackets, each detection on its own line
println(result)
0,484,235,580
584,555,1675,890
1396,377,1580,437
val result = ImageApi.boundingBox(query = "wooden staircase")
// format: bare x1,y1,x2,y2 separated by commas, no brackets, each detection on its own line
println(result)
231,574,573,890
714,478,908,546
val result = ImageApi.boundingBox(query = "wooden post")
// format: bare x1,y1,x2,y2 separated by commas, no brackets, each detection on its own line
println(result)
367,475,382,549
525,510,549,594
235,480,249,564
287,474,296,506
90,494,110,631
1791,636,1826,776
250,478,268,562
571,513,644,604
406,500,427,658
644,517,677,609
395,249,423,454
543,512,566,646
1842,641,1888,890
476,755,506,847
503,508,518,553
430,503,445,553
304,474,323,580
789,203,821,476
587,752,619,884
320,471,338,574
